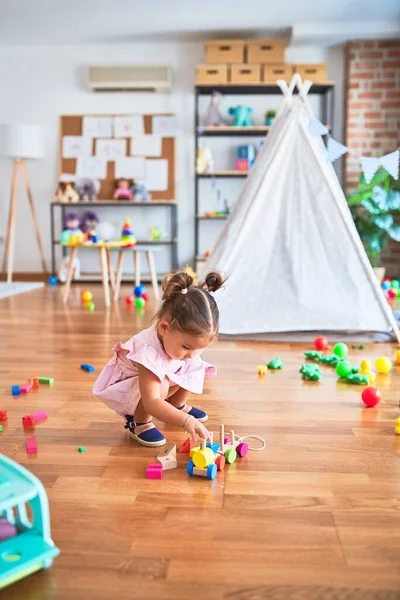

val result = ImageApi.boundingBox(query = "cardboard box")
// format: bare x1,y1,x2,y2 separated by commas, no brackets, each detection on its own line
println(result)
230,64,261,84
295,63,327,83
196,64,228,85
247,39,286,64
263,63,294,83
205,40,244,64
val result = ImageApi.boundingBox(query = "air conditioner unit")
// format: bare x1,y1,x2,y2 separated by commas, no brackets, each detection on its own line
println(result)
87,64,172,93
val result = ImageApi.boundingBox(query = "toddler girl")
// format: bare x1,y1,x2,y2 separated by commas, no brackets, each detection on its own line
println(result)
93,270,224,447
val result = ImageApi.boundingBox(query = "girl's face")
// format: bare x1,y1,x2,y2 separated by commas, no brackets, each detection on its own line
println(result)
157,320,214,360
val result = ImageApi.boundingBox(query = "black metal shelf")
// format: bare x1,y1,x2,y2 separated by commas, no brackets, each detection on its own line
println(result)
197,171,248,178
51,200,176,207
196,83,335,95
198,126,270,137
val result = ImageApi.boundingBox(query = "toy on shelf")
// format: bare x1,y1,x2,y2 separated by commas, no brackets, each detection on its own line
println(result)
300,364,322,381
114,178,134,200
0,453,59,590
228,106,253,127
149,226,166,241
81,211,99,243
75,177,99,202
120,219,137,247
267,357,284,370
55,181,79,204
156,442,177,471
132,181,151,202
236,145,255,172
196,147,214,174
314,336,328,351
204,91,225,127
375,356,392,374
265,110,276,126
361,387,381,407
60,213,84,245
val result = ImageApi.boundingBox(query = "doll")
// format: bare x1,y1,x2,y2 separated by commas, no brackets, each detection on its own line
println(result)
81,211,99,242
114,178,133,200
55,181,79,203
60,212,83,245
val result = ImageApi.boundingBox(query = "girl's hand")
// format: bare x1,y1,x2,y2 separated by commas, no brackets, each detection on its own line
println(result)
184,416,211,442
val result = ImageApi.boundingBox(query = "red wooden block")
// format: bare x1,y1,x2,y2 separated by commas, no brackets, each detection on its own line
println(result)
0,410,8,422
22,415,35,427
28,377,39,388
26,437,37,454
178,438,191,453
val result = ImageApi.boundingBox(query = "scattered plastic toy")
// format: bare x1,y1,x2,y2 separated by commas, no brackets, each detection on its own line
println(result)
336,360,353,378
394,417,400,435
333,343,349,359
300,364,322,381
257,365,267,375
48,276,58,286
267,357,284,370
361,387,381,407
319,354,341,367
304,351,322,361
375,356,392,374
81,364,95,373
345,373,369,385
81,290,93,303
78,446,86,453
314,336,328,351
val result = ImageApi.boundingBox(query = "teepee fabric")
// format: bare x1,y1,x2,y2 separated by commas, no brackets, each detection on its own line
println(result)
207,75,399,342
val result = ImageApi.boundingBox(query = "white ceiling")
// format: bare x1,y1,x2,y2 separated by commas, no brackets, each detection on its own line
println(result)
0,0,399,45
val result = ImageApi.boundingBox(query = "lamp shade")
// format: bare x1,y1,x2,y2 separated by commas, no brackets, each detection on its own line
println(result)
0,124,43,159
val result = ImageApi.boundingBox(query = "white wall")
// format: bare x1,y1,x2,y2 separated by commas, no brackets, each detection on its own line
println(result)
0,41,345,274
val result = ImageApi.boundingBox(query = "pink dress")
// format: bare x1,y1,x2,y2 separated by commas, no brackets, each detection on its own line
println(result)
92,326,216,416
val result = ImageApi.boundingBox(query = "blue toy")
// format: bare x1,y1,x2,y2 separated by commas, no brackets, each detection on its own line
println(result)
228,106,253,127
134,285,146,298
0,453,59,590
48,276,57,286
11,386,20,397
80,363,95,373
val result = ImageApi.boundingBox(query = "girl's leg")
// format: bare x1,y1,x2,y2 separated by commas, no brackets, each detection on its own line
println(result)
133,378,170,431
166,384,208,422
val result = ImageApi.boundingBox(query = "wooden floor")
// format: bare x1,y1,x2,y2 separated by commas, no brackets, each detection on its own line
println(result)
1,285,400,600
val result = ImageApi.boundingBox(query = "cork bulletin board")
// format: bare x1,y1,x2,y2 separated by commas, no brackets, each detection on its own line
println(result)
59,113,176,200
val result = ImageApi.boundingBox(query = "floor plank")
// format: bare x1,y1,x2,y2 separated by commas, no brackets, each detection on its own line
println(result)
0,285,399,599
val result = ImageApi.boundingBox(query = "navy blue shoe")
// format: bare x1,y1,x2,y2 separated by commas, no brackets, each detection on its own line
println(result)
124,417,166,447
177,405,208,423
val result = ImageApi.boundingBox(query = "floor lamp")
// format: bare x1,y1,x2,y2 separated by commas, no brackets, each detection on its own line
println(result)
0,124,48,283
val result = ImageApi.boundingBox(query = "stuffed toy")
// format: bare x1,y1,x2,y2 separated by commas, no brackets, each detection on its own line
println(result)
204,92,224,127
114,178,133,200
75,178,99,201
228,106,253,127
60,212,83,245
196,147,214,174
81,211,99,242
132,182,151,202
55,181,79,203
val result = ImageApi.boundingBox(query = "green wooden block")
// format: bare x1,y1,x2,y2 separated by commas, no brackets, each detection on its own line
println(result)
78,446,85,453
0,426,3,432
38,377,54,385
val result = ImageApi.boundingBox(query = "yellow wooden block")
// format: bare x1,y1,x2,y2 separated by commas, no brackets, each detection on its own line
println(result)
193,447,215,469
190,446,200,458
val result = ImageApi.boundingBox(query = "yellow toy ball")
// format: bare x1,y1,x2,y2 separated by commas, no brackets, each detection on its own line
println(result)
364,371,376,384
257,365,267,375
360,359,372,372
375,356,392,374
395,426,400,436
81,290,93,303
395,417,400,427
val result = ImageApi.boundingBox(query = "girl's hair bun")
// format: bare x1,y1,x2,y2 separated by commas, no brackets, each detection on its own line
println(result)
162,271,194,301
201,270,225,293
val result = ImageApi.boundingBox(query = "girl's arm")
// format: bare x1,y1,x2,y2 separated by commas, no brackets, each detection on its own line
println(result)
137,365,211,440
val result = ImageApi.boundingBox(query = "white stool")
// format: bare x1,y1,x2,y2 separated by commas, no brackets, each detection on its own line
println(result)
110,246,161,302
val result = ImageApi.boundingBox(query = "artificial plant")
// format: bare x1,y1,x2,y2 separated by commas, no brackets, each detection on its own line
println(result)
347,168,400,268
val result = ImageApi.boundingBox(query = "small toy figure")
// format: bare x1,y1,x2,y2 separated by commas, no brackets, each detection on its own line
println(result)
60,212,83,245
114,178,133,200
267,357,284,370
304,351,322,361
81,210,99,242
228,106,253,127
149,226,164,240
300,364,322,381
204,92,224,127
75,178,99,202
55,181,79,203
132,182,151,202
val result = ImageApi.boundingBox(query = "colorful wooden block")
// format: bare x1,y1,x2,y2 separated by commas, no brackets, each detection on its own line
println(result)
28,377,40,388
37,377,54,385
26,437,37,454
80,364,95,372
178,438,191,453
20,382,33,394
157,442,177,471
236,158,250,172
11,385,21,396
0,410,8,422
146,464,163,479
22,411,48,427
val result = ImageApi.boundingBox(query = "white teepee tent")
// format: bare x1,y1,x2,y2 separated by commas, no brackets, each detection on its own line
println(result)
207,75,400,343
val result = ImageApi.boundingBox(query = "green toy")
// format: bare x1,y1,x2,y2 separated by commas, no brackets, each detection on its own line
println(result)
228,106,253,127
319,354,341,367
352,345,368,350
345,373,369,385
304,351,322,361
300,364,322,381
336,360,353,378
351,366,360,373
267,357,284,370
0,454,59,590
78,447,85,453
333,343,349,359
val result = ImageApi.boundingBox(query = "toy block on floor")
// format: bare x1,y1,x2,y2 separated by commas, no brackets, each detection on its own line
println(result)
26,437,37,454
20,382,33,394
28,377,39,388
80,364,95,373
11,385,21,396
146,464,163,479
178,438,191,453
157,442,177,471
0,410,8,421
22,411,48,427
37,377,54,385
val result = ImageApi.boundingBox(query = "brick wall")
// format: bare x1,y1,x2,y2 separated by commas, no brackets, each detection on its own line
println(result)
344,39,400,277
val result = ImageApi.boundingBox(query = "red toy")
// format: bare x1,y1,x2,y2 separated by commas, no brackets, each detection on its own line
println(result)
387,288,397,299
125,295,135,305
141,292,149,302
314,336,328,351
178,438,191,453
361,387,381,407
0,410,8,422
22,411,48,427
146,464,163,479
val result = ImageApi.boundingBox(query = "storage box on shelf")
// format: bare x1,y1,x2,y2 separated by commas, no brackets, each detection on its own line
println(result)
247,39,286,64
205,40,244,64
294,64,327,83
263,64,294,83
230,64,261,85
196,65,228,85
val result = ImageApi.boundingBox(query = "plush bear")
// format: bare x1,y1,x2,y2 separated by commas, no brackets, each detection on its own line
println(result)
55,181,79,203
